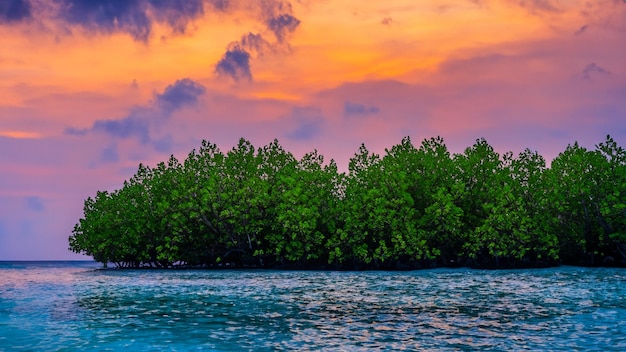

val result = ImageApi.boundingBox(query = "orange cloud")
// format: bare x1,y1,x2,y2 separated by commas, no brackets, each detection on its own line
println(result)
0,130,41,139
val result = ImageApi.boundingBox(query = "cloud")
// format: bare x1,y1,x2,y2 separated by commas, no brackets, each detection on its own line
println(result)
344,102,380,117
381,17,393,26
152,134,173,153
241,32,271,53
1,1,301,82
257,0,296,21
266,13,300,42
67,78,205,149
155,77,206,112
0,0,32,23
214,27,291,81
215,43,253,81
258,2,301,46
93,111,151,142
439,53,513,75
25,196,45,212
50,0,208,42
58,0,152,42
583,62,611,80
214,1,301,82
64,127,88,136
100,144,119,163
149,0,205,34
207,0,229,12
2,0,304,43
574,24,588,36
214,32,274,81
285,107,325,141
515,0,562,14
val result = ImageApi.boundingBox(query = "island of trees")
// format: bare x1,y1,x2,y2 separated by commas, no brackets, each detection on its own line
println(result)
69,135,626,269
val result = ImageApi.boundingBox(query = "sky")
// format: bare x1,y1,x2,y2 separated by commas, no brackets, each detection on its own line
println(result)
0,0,625,260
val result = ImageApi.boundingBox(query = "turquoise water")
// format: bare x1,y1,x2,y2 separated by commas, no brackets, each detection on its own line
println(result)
0,262,625,351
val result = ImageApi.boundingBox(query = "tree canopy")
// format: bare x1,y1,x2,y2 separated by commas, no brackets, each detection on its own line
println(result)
69,135,626,269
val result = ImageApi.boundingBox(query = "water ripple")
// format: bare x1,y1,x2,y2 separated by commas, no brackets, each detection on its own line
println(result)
1,265,625,350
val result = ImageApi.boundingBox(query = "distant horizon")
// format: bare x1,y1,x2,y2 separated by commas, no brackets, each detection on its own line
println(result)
0,259,95,262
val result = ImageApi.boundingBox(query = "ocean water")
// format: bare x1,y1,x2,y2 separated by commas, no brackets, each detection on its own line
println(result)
0,262,625,351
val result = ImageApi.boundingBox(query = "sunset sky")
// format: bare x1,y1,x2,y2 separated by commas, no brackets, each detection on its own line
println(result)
1,0,625,260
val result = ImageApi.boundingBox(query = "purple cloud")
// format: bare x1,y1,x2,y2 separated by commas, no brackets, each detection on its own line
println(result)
266,13,300,42
64,127,89,136
100,144,119,163
285,107,325,141
59,0,153,42
55,0,206,42
156,78,206,112
152,134,173,153
93,110,151,143
240,32,271,53
149,0,205,34
25,196,45,212
67,78,205,150
574,24,588,35
583,62,611,80
344,102,380,117
215,44,253,81
0,0,32,23
516,0,562,14
214,1,301,82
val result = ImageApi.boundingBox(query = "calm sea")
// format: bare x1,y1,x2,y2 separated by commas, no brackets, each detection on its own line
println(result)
0,262,625,351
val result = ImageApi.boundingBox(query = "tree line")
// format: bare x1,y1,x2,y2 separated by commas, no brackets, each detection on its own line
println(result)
68,135,626,269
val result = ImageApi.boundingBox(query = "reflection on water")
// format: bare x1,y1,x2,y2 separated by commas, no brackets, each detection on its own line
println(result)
1,263,625,350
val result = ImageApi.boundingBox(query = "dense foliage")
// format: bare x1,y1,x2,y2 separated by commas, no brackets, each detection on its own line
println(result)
69,136,626,269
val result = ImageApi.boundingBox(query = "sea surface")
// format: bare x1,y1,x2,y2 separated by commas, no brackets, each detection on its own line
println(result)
0,262,625,351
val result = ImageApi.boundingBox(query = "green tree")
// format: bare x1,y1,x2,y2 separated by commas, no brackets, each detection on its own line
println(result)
414,136,464,265
181,140,228,265
69,134,626,269
253,139,297,264
332,143,381,266
594,136,626,251
270,150,338,263
217,139,266,264
377,137,428,263
547,142,606,263
69,189,136,267
510,149,559,263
